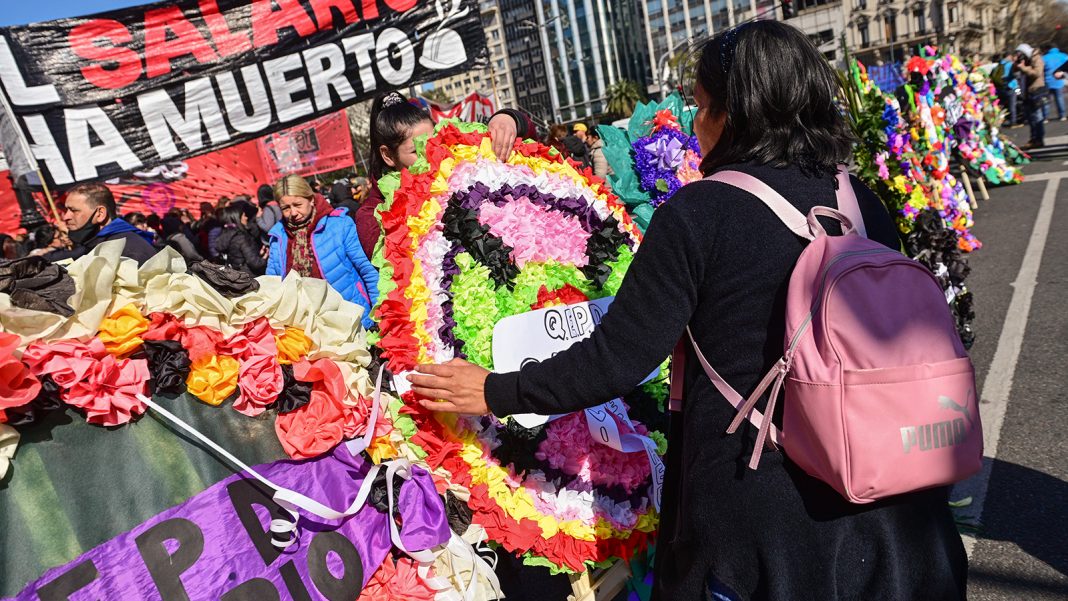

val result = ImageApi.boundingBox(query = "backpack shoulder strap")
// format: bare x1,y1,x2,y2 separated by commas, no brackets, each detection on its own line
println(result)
834,166,867,238
669,328,782,446
706,171,815,241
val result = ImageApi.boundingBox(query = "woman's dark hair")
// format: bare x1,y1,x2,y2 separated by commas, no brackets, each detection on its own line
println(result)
368,92,432,180
161,214,182,238
146,213,161,231
693,21,853,175
218,204,246,227
0,234,15,260
126,213,147,228
256,184,274,207
33,224,56,249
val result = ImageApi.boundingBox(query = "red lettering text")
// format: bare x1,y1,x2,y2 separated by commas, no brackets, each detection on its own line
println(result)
309,0,361,30
144,7,220,79
383,0,418,11
198,0,253,57
251,0,318,48
361,0,380,21
69,20,142,90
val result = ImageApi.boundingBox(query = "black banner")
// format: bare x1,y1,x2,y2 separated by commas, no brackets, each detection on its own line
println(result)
0,0,486,187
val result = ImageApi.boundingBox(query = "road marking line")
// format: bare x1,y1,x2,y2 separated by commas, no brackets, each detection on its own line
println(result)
958,176,1060,556
1019,170,1068,182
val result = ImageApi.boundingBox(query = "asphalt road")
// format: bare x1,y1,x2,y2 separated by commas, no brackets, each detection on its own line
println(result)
953,120,1068,600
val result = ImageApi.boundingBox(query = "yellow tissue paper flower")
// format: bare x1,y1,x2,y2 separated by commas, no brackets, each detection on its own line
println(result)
275,327,312,365
98,303,149,357
186,355,239,406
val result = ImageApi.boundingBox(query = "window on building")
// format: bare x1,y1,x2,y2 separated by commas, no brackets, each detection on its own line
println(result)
859,22,870,47
492,30,499,40
948,3,958,22
884,13,897,42
856,0,867,9
915,9,926,33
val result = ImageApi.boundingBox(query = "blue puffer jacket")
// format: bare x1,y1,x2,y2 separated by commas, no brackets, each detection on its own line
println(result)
267,206,380,329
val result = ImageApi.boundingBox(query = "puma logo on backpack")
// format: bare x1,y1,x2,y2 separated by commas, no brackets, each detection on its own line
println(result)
670,166,983,504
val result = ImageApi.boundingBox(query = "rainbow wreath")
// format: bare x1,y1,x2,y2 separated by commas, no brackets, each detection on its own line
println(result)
373,120,666,573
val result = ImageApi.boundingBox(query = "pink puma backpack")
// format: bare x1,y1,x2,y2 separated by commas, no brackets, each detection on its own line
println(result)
670,167,983,504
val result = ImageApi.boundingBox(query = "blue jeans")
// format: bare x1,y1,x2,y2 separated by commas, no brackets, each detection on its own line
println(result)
1050,87,1066,119
1029,97,1046,144
1000,89,1018,124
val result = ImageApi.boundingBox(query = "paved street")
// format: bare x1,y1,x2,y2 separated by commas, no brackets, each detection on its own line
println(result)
953,120,1068,600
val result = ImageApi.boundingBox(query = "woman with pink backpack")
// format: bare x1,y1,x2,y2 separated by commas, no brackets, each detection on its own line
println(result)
410,21,972,601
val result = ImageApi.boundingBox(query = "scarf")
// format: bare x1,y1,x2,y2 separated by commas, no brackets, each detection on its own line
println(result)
283,196,332,279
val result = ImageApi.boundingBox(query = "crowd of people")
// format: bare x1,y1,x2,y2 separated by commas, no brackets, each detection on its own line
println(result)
993,42,1068,149
544,121,613,183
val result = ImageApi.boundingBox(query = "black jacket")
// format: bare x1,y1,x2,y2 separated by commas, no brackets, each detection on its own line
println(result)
486,164,966,601
44,218,156,266
562,134,590,168
214,226,266,275
329,182,361,225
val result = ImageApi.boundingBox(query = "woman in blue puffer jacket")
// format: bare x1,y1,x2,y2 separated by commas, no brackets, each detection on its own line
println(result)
266,175,379,329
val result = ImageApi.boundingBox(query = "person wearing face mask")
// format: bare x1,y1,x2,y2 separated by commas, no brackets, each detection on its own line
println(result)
46,183,155,265
266,175,379,329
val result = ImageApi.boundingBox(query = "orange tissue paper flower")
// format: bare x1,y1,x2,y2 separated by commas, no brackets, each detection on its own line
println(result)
186,355,240,406
357,555,437,601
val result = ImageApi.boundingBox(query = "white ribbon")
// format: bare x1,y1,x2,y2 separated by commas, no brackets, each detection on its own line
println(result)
139,365,501,599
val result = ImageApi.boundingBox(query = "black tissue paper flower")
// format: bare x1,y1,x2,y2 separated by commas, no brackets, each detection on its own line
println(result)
270,364,314,414
6,374,64,427
143,340,191,396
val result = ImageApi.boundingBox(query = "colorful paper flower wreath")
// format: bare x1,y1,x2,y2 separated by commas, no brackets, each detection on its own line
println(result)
373,120,665,572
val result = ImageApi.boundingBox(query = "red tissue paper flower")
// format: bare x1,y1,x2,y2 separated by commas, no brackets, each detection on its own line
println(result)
218,318,283,417
906,56,930,75
0,333,41,420
22,338,148,426
274,358,347,459
652,109,681,130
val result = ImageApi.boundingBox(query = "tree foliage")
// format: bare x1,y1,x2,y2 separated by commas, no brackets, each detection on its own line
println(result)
606,79,645,118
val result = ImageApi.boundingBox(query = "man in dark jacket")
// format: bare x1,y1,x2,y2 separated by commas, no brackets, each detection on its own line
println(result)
46,183,155,265
563,123,592,169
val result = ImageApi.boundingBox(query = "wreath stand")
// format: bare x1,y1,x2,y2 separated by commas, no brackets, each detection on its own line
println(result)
568,560,633,601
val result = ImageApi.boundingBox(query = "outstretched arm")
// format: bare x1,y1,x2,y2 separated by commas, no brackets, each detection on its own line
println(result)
411,202,707,416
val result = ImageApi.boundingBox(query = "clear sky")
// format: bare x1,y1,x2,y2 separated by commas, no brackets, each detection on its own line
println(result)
0,1,149,27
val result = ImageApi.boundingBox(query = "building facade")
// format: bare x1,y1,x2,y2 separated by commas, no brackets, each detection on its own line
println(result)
501,0,555,125
637,0,777,95
790,0,1008,67
535,0,628,122
501,0,778,124
428,1,517,111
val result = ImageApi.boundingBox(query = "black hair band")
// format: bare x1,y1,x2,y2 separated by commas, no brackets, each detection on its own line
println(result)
719,23,749,76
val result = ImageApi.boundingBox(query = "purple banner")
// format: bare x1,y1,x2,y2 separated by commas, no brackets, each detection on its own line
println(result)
7,446,449,600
